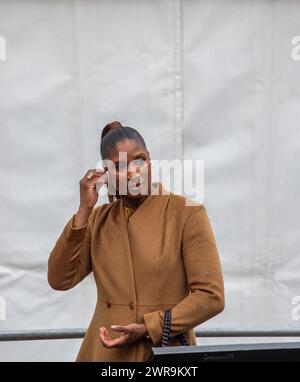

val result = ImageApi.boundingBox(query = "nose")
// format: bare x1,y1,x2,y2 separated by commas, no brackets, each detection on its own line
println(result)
127,166,140,179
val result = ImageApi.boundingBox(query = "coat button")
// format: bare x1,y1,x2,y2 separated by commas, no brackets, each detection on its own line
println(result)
129,302,134,310
106,300,111,308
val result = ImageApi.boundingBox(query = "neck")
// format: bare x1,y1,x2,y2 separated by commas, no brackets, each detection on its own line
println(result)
121,180,154,209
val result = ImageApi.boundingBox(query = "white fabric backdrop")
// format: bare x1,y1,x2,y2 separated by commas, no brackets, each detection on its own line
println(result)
0,0,300,361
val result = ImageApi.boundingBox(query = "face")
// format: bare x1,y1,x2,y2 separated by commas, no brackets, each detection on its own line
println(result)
103,139,152,199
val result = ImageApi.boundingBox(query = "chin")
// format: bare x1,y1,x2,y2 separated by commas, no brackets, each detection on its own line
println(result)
126,183,150,198
126,192,147,199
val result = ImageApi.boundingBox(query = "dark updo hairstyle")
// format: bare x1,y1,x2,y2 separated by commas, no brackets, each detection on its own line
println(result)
100,121,147,202
100,121,147,160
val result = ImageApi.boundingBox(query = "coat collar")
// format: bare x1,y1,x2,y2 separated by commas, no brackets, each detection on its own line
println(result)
118,181,170,225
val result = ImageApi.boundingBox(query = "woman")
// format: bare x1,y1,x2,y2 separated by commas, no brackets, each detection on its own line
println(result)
48,121,225,362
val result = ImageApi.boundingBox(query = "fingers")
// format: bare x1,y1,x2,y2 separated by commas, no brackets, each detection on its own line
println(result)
85,169,105,181
80,169,107,189
99,327,109,342
99,327,111,347
96,171,108,185
100,326,109,339
111,325,129,333
99,326,130,349
108,335,130,348
84,169,96,179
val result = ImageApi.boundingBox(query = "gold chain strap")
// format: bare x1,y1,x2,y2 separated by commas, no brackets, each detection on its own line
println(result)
124,206,134,221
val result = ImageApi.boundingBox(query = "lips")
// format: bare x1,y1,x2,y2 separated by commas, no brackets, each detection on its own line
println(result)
128,177,141,187
128,180,142,191
128,183,141,190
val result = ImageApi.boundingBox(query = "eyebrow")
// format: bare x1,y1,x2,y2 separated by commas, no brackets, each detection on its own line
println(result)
113,152,146,164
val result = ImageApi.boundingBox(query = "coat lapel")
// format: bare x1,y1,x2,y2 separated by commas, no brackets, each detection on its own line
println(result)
125,182,173,280
94,181,171,304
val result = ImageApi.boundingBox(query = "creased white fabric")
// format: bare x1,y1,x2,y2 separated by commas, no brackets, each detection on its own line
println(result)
0,0,300,361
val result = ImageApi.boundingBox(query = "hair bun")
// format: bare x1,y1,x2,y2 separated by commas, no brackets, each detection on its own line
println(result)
101,121,123,141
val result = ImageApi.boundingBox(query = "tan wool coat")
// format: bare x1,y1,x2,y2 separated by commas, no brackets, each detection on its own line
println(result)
48,182,225,362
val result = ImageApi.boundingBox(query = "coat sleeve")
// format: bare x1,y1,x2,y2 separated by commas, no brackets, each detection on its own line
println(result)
47,209,95,291
143,204,225,346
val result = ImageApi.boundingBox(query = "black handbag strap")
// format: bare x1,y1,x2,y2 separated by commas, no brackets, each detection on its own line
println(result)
162,309,189,347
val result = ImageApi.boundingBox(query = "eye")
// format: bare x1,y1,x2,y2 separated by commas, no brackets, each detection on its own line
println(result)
116,162,127,170
133,158,146,166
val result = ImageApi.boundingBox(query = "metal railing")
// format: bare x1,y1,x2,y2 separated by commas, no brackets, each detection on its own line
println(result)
1,328,300,342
